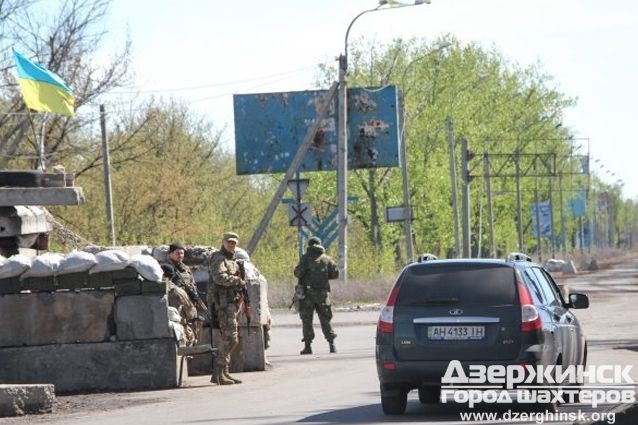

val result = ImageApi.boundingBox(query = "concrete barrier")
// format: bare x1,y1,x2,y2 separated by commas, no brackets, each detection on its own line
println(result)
0,339,177,393
562,260,579,275
0,292,114,347
0,384,55,417
115,295,171,340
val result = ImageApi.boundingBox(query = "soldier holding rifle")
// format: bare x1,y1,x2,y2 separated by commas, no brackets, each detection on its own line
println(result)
207,232,246,385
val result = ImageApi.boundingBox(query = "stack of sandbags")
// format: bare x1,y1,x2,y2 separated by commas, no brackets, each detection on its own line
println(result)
0,255,31,294
20,253,64,292
56,251,97,290
89,250,166,296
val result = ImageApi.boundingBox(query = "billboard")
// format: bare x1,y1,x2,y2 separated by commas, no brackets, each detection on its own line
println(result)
233,86,400,175
531,201,553,238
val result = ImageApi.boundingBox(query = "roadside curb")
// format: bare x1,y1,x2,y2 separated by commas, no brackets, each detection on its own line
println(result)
0,384,55,417
573,402,638,425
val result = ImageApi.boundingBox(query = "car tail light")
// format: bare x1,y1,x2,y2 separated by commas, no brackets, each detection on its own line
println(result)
383,362,397,370
378,282,401,333
517,279,541,332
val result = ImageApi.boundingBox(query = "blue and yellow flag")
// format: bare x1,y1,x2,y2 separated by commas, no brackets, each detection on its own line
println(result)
13,50,75,116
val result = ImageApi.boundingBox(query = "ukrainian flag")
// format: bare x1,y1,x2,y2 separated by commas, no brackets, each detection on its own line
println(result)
13,50,75,116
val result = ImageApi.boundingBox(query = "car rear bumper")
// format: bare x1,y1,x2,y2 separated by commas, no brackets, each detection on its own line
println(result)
376,352,542,388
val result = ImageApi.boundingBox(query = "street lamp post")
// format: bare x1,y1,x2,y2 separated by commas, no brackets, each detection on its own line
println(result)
337,0,429,282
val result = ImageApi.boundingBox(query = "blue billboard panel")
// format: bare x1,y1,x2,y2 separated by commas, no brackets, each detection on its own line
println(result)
233,86,400,175
531,201,553,238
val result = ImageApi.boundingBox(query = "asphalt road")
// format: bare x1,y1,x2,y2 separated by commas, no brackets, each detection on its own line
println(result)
3,258,638,425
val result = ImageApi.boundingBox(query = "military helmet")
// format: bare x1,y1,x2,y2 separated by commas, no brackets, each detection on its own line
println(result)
308,236,322,246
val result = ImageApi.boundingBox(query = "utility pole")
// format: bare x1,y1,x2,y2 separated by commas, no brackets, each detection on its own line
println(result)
99,105,116,246
399,92,414,262
337,54,348,284
515,148,524,252
559,172,567,257
548,174,556,258
534,177,542,262
483,152,495,258
446,117,461,257
461,137,471,257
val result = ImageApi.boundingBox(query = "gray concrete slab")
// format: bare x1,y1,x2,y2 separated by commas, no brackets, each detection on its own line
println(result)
0,292,114,347
0,339,178,393
0,187,84,206
0,384,54,417
114,295,171,340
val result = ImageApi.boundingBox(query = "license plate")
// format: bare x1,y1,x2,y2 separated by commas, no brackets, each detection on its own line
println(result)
427,326,485,340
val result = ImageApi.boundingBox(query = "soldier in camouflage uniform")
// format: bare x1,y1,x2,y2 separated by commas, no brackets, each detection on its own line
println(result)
294,236,339,355
207,232,245,385
162,243,208,345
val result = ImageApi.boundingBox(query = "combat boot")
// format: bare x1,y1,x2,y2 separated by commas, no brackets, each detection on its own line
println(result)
223,366,242,384
211,367,234,385
329,341,337,353
300,341,312,355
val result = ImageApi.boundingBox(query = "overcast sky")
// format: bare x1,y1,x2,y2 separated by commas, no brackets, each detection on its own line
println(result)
102,0,638,198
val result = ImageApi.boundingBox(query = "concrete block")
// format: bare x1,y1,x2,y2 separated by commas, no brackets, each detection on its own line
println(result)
562,260,578,275
114,279,140,296
0,292,114,347
111,267,139,280
88,271,113,288
0,339,178,393
141,279,167,295
0,277,22,295
0,384,55,417
56,272,88,290
21,276,55,293
0,187,84,206
115,295,171,340
190,325,265,375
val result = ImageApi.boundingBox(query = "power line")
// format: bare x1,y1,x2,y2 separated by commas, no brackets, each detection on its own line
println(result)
108,65,316,95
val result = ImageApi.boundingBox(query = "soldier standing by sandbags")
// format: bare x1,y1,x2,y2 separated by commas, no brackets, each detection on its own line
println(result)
162,243,208,345
207,232,245,385
294,236,339,355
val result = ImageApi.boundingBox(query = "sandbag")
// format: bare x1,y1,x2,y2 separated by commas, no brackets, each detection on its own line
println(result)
0,254,31,279
21,253,64,278
90,250,130,273
58,251,97,275
151,246,169,263
129,254,163,282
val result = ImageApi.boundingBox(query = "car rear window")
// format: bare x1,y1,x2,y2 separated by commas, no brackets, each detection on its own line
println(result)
396,263,517,306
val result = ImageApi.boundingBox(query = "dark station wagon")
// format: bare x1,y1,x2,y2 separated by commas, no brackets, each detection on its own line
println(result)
375,253,590,414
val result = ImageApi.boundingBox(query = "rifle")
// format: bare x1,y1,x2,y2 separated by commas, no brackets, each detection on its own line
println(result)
236,260,252,335
164,263,210,320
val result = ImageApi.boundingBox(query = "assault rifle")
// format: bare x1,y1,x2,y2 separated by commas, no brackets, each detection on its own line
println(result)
236,260,252,334
162,263,210,320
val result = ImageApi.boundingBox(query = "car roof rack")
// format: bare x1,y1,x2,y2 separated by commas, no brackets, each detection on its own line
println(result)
416,253,438,262
506,252,533,262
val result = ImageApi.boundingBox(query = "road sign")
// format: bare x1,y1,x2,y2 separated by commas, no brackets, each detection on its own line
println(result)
385,206,415,222
234,86,400,174
288,203,312,227
287,178,309,200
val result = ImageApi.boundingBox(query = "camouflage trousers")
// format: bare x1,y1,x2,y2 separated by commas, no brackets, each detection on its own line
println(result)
299,289,336,343
216,303,240,368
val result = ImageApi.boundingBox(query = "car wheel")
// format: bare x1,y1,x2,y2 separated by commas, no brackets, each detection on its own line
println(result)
381,386,407,415
418,386,440,404
572,343,588,404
